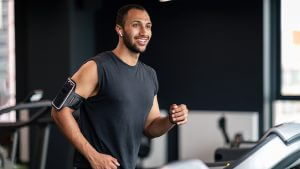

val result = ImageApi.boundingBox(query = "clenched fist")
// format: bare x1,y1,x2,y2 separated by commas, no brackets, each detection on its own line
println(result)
169,104,188,125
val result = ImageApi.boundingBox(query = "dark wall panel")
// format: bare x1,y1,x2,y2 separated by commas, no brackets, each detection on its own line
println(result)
95,0,263,112
15,0,73,169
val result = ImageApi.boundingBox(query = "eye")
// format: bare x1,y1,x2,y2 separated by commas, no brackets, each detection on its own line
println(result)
132,23,138,27
146,24,152,29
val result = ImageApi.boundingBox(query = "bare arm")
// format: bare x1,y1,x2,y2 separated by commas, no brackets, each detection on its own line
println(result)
51,107,98,162
144,96,189,139
51,61,119,169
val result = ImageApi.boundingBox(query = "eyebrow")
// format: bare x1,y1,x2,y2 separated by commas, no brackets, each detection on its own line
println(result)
131,20,152,25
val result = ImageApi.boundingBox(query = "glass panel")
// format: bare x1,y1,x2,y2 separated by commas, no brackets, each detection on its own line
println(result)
281,0,300,95
273,100,300,125
0,0,15,122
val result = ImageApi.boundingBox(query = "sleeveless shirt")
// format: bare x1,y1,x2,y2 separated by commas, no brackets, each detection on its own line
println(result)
73,51,158,169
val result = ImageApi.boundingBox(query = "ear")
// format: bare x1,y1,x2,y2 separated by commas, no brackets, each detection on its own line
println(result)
115,25,123,37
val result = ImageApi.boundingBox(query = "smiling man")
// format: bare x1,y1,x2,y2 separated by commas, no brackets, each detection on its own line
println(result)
51,4,189,169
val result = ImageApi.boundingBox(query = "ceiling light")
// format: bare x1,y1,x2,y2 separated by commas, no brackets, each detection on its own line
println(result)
159,0,172,2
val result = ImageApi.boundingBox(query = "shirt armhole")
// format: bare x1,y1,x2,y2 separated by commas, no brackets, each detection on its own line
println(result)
86,58,104,100
151,68,159,95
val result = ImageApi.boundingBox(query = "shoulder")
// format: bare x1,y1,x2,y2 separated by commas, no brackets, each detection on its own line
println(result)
139,62,159,94
139,61,157,75
71,53,107,87
73,60,98,84
79,60,97,74
71,60,98,98
92,51,114,66
73,51,114,84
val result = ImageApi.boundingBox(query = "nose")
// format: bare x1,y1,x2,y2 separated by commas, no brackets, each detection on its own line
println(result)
139,25,150,36
139,26,146,35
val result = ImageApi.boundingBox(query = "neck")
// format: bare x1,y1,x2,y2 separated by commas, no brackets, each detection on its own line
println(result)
112,42,140,66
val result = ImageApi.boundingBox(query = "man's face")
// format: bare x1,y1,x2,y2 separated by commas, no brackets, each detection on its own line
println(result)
122,9,152,53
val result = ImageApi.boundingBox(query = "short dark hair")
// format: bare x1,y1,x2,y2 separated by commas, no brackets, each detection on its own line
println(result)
116,4,146,27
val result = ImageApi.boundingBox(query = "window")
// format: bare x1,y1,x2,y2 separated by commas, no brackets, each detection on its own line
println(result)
0,0,15,122
280,0,300,96
274,100,300,125
273,0,300,125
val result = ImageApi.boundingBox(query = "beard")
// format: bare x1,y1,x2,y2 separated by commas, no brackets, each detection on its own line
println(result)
123,31,148,53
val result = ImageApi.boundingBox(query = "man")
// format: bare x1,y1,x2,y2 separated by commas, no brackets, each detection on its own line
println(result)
51,4,189,169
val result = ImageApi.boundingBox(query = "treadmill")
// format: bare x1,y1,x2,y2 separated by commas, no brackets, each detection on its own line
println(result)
159,122,300,169
0,99,52,169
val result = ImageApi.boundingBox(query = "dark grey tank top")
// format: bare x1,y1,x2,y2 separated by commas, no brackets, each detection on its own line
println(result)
73,51,158,169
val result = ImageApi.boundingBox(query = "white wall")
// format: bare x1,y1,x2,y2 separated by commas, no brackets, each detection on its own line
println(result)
139,110,259,167
140,110,168,168
179,111,259,162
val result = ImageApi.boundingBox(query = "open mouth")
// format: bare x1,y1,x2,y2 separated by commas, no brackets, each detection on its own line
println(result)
136,37,149,46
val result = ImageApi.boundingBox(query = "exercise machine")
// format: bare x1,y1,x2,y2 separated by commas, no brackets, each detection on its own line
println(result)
215,116,257,162
0,90,51,169
159,122,300,169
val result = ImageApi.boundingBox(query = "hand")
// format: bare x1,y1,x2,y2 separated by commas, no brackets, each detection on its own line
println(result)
88,152,120,169
169,104,188,125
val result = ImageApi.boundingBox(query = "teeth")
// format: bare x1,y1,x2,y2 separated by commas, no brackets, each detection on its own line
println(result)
138,39,147,43
136,37,148,45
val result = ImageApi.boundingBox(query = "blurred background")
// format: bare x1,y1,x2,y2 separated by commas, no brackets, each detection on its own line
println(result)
0,0,300,168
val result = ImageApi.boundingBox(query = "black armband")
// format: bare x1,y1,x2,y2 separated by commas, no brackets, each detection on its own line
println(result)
52,78,85,111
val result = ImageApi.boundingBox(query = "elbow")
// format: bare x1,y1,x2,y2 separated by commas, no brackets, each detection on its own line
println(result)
148,135,156,139
143,129,156,139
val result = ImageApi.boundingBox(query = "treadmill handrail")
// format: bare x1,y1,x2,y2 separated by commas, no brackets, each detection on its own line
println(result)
0,107,51,129
0,100,52,116
261,122,300,145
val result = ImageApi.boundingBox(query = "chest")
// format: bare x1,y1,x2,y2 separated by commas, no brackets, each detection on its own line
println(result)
101,66,155,109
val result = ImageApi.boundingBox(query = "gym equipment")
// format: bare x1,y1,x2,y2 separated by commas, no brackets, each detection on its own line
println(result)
136,136,152,169
0,91,52,169
223,122,300,169
0,146,13,169
159,159,209,169
159,122,300,169
215,116,257,162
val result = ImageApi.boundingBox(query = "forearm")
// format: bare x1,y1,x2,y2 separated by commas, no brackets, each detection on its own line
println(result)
144,115,175,138
51,108,97,162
